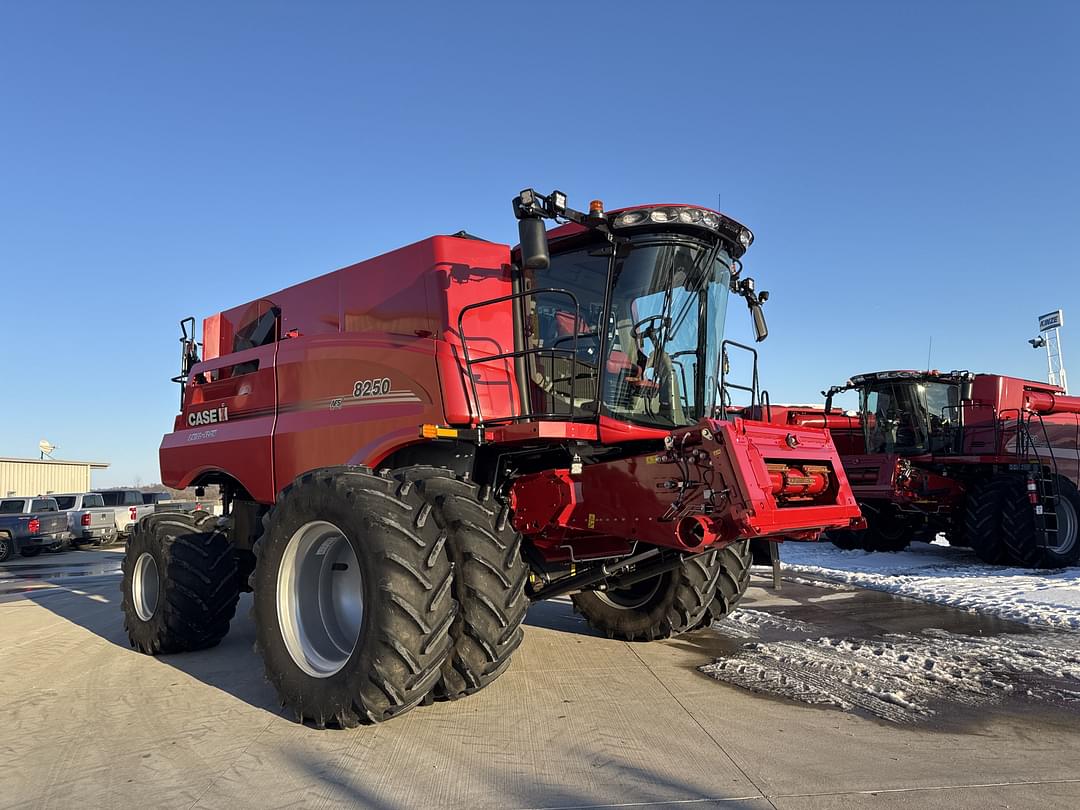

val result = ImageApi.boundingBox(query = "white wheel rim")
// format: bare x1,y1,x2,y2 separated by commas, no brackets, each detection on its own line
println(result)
132,552,160,621
277,520,363,678
1051,497,1078,555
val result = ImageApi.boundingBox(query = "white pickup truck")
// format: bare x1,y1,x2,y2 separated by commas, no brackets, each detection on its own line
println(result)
93,489,156,539
53,493,118,546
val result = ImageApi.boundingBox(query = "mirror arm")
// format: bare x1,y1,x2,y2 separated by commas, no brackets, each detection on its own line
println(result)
731,275,769,342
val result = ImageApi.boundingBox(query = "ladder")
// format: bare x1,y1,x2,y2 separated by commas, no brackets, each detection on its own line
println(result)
1018,413,1061,550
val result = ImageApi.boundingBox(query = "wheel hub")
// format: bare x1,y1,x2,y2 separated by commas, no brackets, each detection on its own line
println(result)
132,552,160,621
277,521,363,678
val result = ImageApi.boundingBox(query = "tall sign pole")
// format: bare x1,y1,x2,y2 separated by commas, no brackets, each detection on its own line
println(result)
1038,309,1067,393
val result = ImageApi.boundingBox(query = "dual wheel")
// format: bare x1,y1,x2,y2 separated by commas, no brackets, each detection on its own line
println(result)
827,474,1080,568
965,474,1080,569
121,466,529,727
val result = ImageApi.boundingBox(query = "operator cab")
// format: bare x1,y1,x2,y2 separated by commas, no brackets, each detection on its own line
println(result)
827,371,969,456
509,191,765,434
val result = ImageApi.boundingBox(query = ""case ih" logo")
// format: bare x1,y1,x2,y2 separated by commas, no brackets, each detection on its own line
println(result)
188,405,229,427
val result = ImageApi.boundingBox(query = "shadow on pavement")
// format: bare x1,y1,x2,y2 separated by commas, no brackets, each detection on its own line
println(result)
23,578,772,809
26,578,283,715
32,580,609,719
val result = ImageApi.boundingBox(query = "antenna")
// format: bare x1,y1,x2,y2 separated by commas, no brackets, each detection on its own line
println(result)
38,439,57,460
926,336,933,372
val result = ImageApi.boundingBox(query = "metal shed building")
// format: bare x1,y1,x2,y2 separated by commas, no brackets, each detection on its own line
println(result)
0,457,111,497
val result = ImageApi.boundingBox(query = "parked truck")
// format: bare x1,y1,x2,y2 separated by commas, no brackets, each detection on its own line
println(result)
143,490,219,516
0,497,68,561
94,489,156,539
757,370,1080,568
52,493,118,547
121,188,862,727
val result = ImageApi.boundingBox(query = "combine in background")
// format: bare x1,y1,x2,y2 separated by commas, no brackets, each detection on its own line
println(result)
759,371,1080,568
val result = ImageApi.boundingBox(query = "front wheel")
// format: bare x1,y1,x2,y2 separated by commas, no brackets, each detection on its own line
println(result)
964,477,1014,564
252,467,456,727
394,467,529,701
863,520,914,552
0,535,12,563
826,517,912,552
699,540,753,626
571,545,740,641
826,529,866,550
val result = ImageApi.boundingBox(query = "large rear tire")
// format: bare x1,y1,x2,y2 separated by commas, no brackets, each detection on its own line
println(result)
253,467,456,727
394,467,528,700
571,547,733,641
964,476,1014,565
1001,475,1080,569
121,513,240,654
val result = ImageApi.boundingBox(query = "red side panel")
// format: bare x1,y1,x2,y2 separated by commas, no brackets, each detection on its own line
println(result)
273,335,443,489
162,235,518,502
271,238,469,488
161,341,279,503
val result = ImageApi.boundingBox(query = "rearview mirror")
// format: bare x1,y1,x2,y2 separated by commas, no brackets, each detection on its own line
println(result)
518,217,550,270
751,303,768,342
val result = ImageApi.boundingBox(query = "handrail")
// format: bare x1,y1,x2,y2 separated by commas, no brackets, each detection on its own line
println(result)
458,287,591,427
718,339,760,420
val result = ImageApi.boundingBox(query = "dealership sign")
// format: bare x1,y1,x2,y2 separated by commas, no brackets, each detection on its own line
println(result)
1039,309,1064,332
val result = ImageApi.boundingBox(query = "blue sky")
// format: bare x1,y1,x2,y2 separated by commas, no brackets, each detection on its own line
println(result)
1,2,1077,486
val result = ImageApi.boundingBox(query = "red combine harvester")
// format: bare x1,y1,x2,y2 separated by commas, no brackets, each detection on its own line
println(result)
122,189,862,727
758,371,1080,569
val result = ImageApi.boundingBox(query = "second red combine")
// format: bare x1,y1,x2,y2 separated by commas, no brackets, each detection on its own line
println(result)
760,370,1080,569
121,189,862,728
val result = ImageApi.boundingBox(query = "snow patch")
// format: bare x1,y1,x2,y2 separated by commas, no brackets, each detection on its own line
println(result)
778,543,1080,631
711,608,826,638
702,629,1080,723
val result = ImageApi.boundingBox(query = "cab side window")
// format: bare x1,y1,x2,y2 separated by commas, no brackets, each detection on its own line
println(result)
233,305,281,353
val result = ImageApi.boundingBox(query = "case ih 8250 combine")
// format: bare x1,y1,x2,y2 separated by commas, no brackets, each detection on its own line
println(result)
759,370,1080,568
122,189,862,727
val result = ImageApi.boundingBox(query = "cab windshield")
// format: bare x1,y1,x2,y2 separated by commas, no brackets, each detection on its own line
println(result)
860,380,960,455
525,233,731,428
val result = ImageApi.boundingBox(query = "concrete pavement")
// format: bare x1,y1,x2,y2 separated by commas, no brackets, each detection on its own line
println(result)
0,550,1077,809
